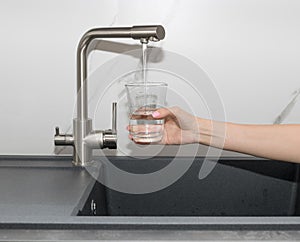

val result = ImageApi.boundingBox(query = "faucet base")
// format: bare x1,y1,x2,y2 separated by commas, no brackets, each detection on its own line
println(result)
73,118,93,166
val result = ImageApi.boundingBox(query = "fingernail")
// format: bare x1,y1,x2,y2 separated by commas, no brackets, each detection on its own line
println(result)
152,111,160,118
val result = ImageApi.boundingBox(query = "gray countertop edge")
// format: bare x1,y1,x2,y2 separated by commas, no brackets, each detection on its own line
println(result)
1,216,300,230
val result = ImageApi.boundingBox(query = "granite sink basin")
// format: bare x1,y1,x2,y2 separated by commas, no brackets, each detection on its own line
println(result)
78,156,300,217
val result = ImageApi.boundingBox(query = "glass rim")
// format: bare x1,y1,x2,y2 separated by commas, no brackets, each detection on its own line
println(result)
125,82,168,87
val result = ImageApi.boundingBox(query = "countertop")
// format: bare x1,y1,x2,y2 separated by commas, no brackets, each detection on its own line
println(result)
1,155,300,241
0,155,94,218
1,229,300,241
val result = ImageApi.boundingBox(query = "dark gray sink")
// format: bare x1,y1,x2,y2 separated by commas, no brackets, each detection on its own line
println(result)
0,155,299,230
78,156,300,217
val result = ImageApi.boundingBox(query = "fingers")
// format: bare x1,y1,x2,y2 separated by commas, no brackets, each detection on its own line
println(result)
127,124,163,133
152,106,181,119
127,124,164,144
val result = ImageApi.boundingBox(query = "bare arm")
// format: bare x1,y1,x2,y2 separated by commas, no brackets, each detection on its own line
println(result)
129,107,300,163
199,119,300,163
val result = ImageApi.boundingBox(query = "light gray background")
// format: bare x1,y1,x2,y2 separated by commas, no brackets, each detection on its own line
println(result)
0,0,299,155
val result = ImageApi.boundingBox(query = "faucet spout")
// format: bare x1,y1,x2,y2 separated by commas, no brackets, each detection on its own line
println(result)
77,25,165,121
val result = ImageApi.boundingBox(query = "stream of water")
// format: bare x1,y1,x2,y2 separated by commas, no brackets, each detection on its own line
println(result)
128,43,164,143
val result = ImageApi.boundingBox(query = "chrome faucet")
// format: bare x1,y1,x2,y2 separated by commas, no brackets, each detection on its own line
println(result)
54,25,165,166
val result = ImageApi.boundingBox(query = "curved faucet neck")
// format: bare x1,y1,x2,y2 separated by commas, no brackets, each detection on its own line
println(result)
76,25,165,121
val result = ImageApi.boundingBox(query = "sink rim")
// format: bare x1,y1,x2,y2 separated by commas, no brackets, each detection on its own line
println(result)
1,215,300,230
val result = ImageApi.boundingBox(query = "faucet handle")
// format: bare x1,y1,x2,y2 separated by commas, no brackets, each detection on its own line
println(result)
88,102,117,149
55,127,60,136
111,102,117,134
101,102,117,149
54,126,74,146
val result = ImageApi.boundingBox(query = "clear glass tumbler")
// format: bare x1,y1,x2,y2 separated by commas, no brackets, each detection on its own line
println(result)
125,82,168,143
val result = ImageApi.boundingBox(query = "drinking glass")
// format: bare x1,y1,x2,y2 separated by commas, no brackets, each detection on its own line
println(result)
125,82,168,143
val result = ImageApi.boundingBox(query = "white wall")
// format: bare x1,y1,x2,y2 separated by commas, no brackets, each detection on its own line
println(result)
0,0,299,155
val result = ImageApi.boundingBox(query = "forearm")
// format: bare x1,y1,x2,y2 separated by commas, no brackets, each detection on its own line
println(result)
197,118,300,163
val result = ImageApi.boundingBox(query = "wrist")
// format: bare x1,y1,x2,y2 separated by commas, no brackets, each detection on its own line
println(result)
196,117,229,149
196,117,213,145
